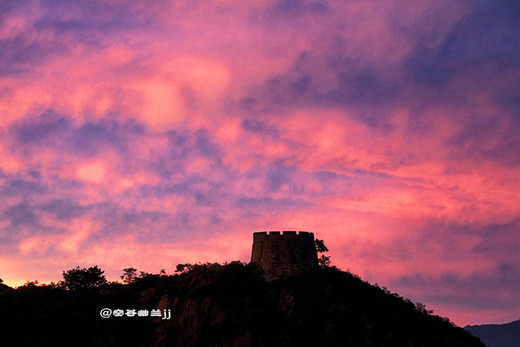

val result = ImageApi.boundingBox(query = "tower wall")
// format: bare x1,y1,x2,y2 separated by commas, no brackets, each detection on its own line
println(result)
251,231,318,280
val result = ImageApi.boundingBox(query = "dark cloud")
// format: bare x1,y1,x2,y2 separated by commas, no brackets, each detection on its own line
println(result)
236,196,312,210
350,217,520,281
425,294,515,311
266,163,295,192
446,116,520,166
491,78,520,127
399,1,520,165
0,0,67,74
46,175,85,191
250,0,328,26
33,0,162,43
146,128,223,179
74,122,121,155
239,49,402,129
0,202,60,245
311,170,368,196
405,42,455,87
136,184,190,198
0,196,88,243
9,111,147,160
10,110,72,147
1,179,46,196
384,215,520,315
405,1,520,89
73,118,144,158
147,133,189,179
0,0,166,77
469,218,520,259
81,199,228,243
394,263,520,311
427,218,519,260
241,118,280,138
38,199,90,221
321,69,401,106
194,129,221,159
272,0,328,15
3,202,40,228
241,0,520,145
0,35,68,76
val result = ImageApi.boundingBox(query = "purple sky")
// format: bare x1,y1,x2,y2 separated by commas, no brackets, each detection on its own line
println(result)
0,0,519,326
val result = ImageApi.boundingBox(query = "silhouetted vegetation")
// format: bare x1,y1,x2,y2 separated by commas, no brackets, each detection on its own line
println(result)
175,263,197,273
21,280,40,288
315,239,331,267
62,266,107,291
120,267,138,284
0,263,484,346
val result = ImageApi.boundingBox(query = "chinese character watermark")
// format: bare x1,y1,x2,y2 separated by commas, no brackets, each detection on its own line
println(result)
100,308,172,320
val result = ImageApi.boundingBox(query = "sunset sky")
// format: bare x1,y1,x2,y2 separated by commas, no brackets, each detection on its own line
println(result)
1,0,519,326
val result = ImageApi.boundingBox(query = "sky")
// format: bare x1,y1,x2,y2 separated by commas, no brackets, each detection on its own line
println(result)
0,0,519,326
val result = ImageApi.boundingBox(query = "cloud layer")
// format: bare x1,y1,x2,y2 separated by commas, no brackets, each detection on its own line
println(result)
1,0,519,326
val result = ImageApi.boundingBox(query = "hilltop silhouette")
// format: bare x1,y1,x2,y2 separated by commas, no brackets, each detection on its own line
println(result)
0,263,484,346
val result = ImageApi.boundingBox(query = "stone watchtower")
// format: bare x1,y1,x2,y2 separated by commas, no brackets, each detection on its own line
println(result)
251,231,318,280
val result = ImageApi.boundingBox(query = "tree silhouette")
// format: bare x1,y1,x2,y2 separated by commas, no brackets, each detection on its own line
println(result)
121,267,138,284
62,266,107,290
315,239,329,253
315,239,331,267
175,263,195,273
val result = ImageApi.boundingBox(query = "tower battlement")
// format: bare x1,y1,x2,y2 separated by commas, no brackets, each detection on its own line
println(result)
253,231,314,242
251,231,318,280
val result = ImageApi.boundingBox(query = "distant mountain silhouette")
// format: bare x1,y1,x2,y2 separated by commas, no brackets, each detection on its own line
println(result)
465,319,520,347
0,263,484,346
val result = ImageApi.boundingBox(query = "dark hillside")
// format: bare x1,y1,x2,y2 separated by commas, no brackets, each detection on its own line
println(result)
0,282,13,293
0,263,483,346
